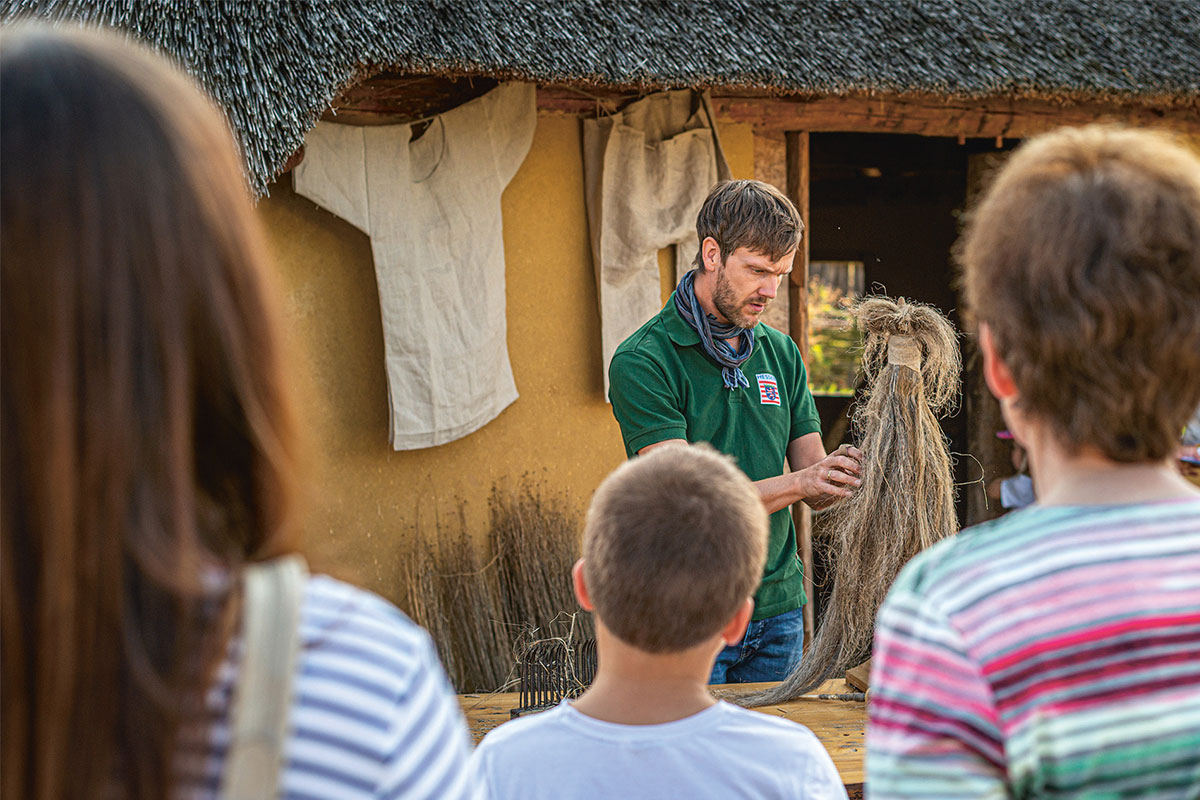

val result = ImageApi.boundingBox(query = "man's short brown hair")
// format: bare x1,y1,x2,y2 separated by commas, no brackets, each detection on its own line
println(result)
959,125,1200,461
582,443,768,653
695,179,804,266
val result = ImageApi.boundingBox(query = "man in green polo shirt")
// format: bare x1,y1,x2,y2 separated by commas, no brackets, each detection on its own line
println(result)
608,179,863,683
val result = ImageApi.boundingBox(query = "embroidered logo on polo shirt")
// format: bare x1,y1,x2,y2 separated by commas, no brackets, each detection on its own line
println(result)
756,373,780,406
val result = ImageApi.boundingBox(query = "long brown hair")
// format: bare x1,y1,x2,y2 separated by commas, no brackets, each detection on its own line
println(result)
1,26,301,798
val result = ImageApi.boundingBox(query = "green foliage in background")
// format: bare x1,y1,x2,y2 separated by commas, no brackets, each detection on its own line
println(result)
807,279,862,396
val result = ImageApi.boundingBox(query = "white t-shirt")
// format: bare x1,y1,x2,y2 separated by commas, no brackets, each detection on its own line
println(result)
293,82,536,450
469,699,848,800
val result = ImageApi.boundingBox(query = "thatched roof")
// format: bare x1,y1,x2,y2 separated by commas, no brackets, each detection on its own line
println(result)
4,1,1197,194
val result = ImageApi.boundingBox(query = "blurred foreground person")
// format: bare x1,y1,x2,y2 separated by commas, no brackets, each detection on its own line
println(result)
1,26,471,799
868,126,1200,797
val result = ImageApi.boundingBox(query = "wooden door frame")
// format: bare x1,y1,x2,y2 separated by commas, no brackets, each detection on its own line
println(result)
785,131,815,648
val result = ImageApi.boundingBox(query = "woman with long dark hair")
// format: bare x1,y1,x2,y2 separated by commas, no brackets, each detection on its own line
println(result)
1,26,471,799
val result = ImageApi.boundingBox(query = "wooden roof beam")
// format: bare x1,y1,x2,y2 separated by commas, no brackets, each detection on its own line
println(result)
710,94,1200,138
322,77,1199,138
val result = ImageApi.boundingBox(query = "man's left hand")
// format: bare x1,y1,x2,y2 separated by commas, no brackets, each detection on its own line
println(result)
798,444,864,510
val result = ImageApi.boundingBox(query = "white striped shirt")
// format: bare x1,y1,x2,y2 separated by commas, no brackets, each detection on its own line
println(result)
176,575,472,799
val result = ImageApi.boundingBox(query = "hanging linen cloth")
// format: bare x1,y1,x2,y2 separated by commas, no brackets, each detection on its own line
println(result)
583,90,732,393
294,83,536,449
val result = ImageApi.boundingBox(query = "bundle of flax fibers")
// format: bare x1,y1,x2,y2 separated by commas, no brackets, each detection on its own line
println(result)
741,296,960,707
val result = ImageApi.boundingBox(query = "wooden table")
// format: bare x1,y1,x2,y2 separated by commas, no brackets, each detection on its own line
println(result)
1183,460,1200,487
459,679,866,797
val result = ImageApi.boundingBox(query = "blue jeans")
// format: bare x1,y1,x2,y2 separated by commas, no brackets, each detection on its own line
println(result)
708,606,805,684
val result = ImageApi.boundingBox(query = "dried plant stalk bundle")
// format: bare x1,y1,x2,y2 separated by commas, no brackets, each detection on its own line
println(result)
400,482,589,693
741,296,960,707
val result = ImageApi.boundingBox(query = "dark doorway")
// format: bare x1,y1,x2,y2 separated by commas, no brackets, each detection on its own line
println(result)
805,132,1019,620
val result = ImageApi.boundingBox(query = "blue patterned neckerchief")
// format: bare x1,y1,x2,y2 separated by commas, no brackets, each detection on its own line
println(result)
673,269,754,391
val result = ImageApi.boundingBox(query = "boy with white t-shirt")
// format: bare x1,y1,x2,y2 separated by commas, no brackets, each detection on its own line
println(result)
470,443,847,799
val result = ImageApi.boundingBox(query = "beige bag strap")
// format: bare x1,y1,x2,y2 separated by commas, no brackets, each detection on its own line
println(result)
220,554,308,800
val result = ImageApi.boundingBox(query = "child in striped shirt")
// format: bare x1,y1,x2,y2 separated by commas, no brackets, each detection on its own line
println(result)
868,126,1200,798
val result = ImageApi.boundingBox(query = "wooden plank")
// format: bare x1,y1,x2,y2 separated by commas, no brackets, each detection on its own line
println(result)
712,93,1200,137
785,132,810,357
317,79,1200,137
536,86,1200,136
845,659,871,693
964,151,1015,527
536,85,634,116
458,690,524,743
786,131,815,649
1183,461,1200,488
728,680,866,784
459,678,866,785
324,73,498,125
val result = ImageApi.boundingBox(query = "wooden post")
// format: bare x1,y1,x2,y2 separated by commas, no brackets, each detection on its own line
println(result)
786,133,810,356
786,131,815,650
964,151,1014,527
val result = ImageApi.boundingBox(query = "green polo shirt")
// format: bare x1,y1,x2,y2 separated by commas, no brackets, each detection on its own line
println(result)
608,292,822,620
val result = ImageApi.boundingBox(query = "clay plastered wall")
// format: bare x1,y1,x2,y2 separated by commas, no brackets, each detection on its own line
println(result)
258,114,754,605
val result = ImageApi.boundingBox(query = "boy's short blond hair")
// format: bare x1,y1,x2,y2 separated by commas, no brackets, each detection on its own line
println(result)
582,443,768,653
959,125,1200,461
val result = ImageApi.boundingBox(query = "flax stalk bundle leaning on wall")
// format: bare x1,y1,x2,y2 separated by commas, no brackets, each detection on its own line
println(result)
742,296,960,707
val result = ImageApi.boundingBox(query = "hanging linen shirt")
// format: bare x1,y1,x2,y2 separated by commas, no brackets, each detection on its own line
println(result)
294,82,536,449
583,90,731,394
